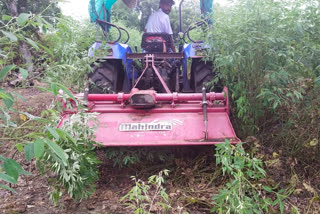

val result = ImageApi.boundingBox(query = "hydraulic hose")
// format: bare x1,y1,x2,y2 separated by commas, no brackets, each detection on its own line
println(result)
97,19,122,43
183,20,206,43
119,27,130,44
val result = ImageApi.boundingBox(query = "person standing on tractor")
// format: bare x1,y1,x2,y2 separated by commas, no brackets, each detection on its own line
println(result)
145,0,176,52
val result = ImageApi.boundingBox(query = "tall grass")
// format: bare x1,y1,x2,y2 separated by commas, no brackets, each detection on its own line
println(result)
207,0,320,157
43,17,95,92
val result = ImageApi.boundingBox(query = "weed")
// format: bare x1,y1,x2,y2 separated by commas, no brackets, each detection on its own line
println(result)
121,170,172,214
212,141,292,213
0,81,101,202
36,90,101,203
207,0,320,138
44,17,96,92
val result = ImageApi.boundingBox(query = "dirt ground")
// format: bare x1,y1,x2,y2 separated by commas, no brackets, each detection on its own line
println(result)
0,86,319,214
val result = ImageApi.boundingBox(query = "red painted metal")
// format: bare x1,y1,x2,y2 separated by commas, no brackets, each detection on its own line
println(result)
59,88,240,146
133,54,171,93
87,91,225,102
60,111,240,146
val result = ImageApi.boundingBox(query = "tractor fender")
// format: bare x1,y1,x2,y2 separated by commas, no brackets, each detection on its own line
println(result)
88,42,133,90
182,43,211,91
88,42,132,59
183,43,210,58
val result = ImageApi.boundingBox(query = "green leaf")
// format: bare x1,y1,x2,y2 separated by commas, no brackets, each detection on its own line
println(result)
16,143,24,152
18,68,28,79
0,184,16,192
2,159,20,180
0,64,16,80
3,97,14,109
11,92,26,102
24,143,34,161
0,108,11,121
42,25,47,34
52,83,77,104
1,31,17,42
272,198,280,206
0,91,12,100
314,76,320,85
1,116,7,125
272,102,278,109
8,121,17,128
56,129,76,144
47,127,60,140
45,139,67,165
51,83,58,96
291,206,299,214
2,15,11,21
37,43,53,56
0,50,7,58
0,172,16,184
25,38,39,50
0,90,14,107
279,201,284,214
65,132,76,144
34,139,45,159
34,15,43,25
7,160,31,176
39,16,53,29
17,13,30,26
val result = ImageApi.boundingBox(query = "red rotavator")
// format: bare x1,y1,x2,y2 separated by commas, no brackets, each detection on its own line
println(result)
58,84,240,146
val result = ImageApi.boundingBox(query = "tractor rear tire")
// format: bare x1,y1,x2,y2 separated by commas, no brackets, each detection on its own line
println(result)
88,59,124,94
190,58,215,93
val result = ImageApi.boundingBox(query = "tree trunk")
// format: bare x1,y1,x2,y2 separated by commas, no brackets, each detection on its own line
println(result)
7,0,18,16
5,0,34,74
19,40,33,73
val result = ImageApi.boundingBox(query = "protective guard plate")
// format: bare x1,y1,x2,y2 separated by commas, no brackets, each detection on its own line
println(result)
61,111,240,146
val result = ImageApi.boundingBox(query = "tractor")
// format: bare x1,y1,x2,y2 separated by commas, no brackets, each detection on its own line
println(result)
59,0,240,146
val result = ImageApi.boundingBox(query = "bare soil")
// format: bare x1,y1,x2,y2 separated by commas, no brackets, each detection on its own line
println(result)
0,86,319,214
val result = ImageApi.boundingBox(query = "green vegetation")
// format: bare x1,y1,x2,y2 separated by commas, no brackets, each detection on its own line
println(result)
121,170,172,213
44,112,100,203
212,142,294,214
207,0,319,160
44,17,95,91
0,0,319,213
0,2,100,203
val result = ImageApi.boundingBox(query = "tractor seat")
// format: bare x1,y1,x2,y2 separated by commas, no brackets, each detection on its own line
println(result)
141,33,172,53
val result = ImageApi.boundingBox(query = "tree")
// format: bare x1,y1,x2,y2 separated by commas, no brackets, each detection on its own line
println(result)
0,0,60,75
170,0,201,35
112,0,140,29
111,0,158,31
0,0,60,20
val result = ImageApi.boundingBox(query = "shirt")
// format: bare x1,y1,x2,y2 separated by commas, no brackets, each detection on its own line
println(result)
145,8,173,35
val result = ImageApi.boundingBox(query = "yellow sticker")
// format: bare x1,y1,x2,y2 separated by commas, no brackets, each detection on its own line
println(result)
309,138,318,147
19,114,27,121
272,152,279,158
293,188,303,195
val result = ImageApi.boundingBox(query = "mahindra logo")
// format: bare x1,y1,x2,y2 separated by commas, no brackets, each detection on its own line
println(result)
119,122,173,132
